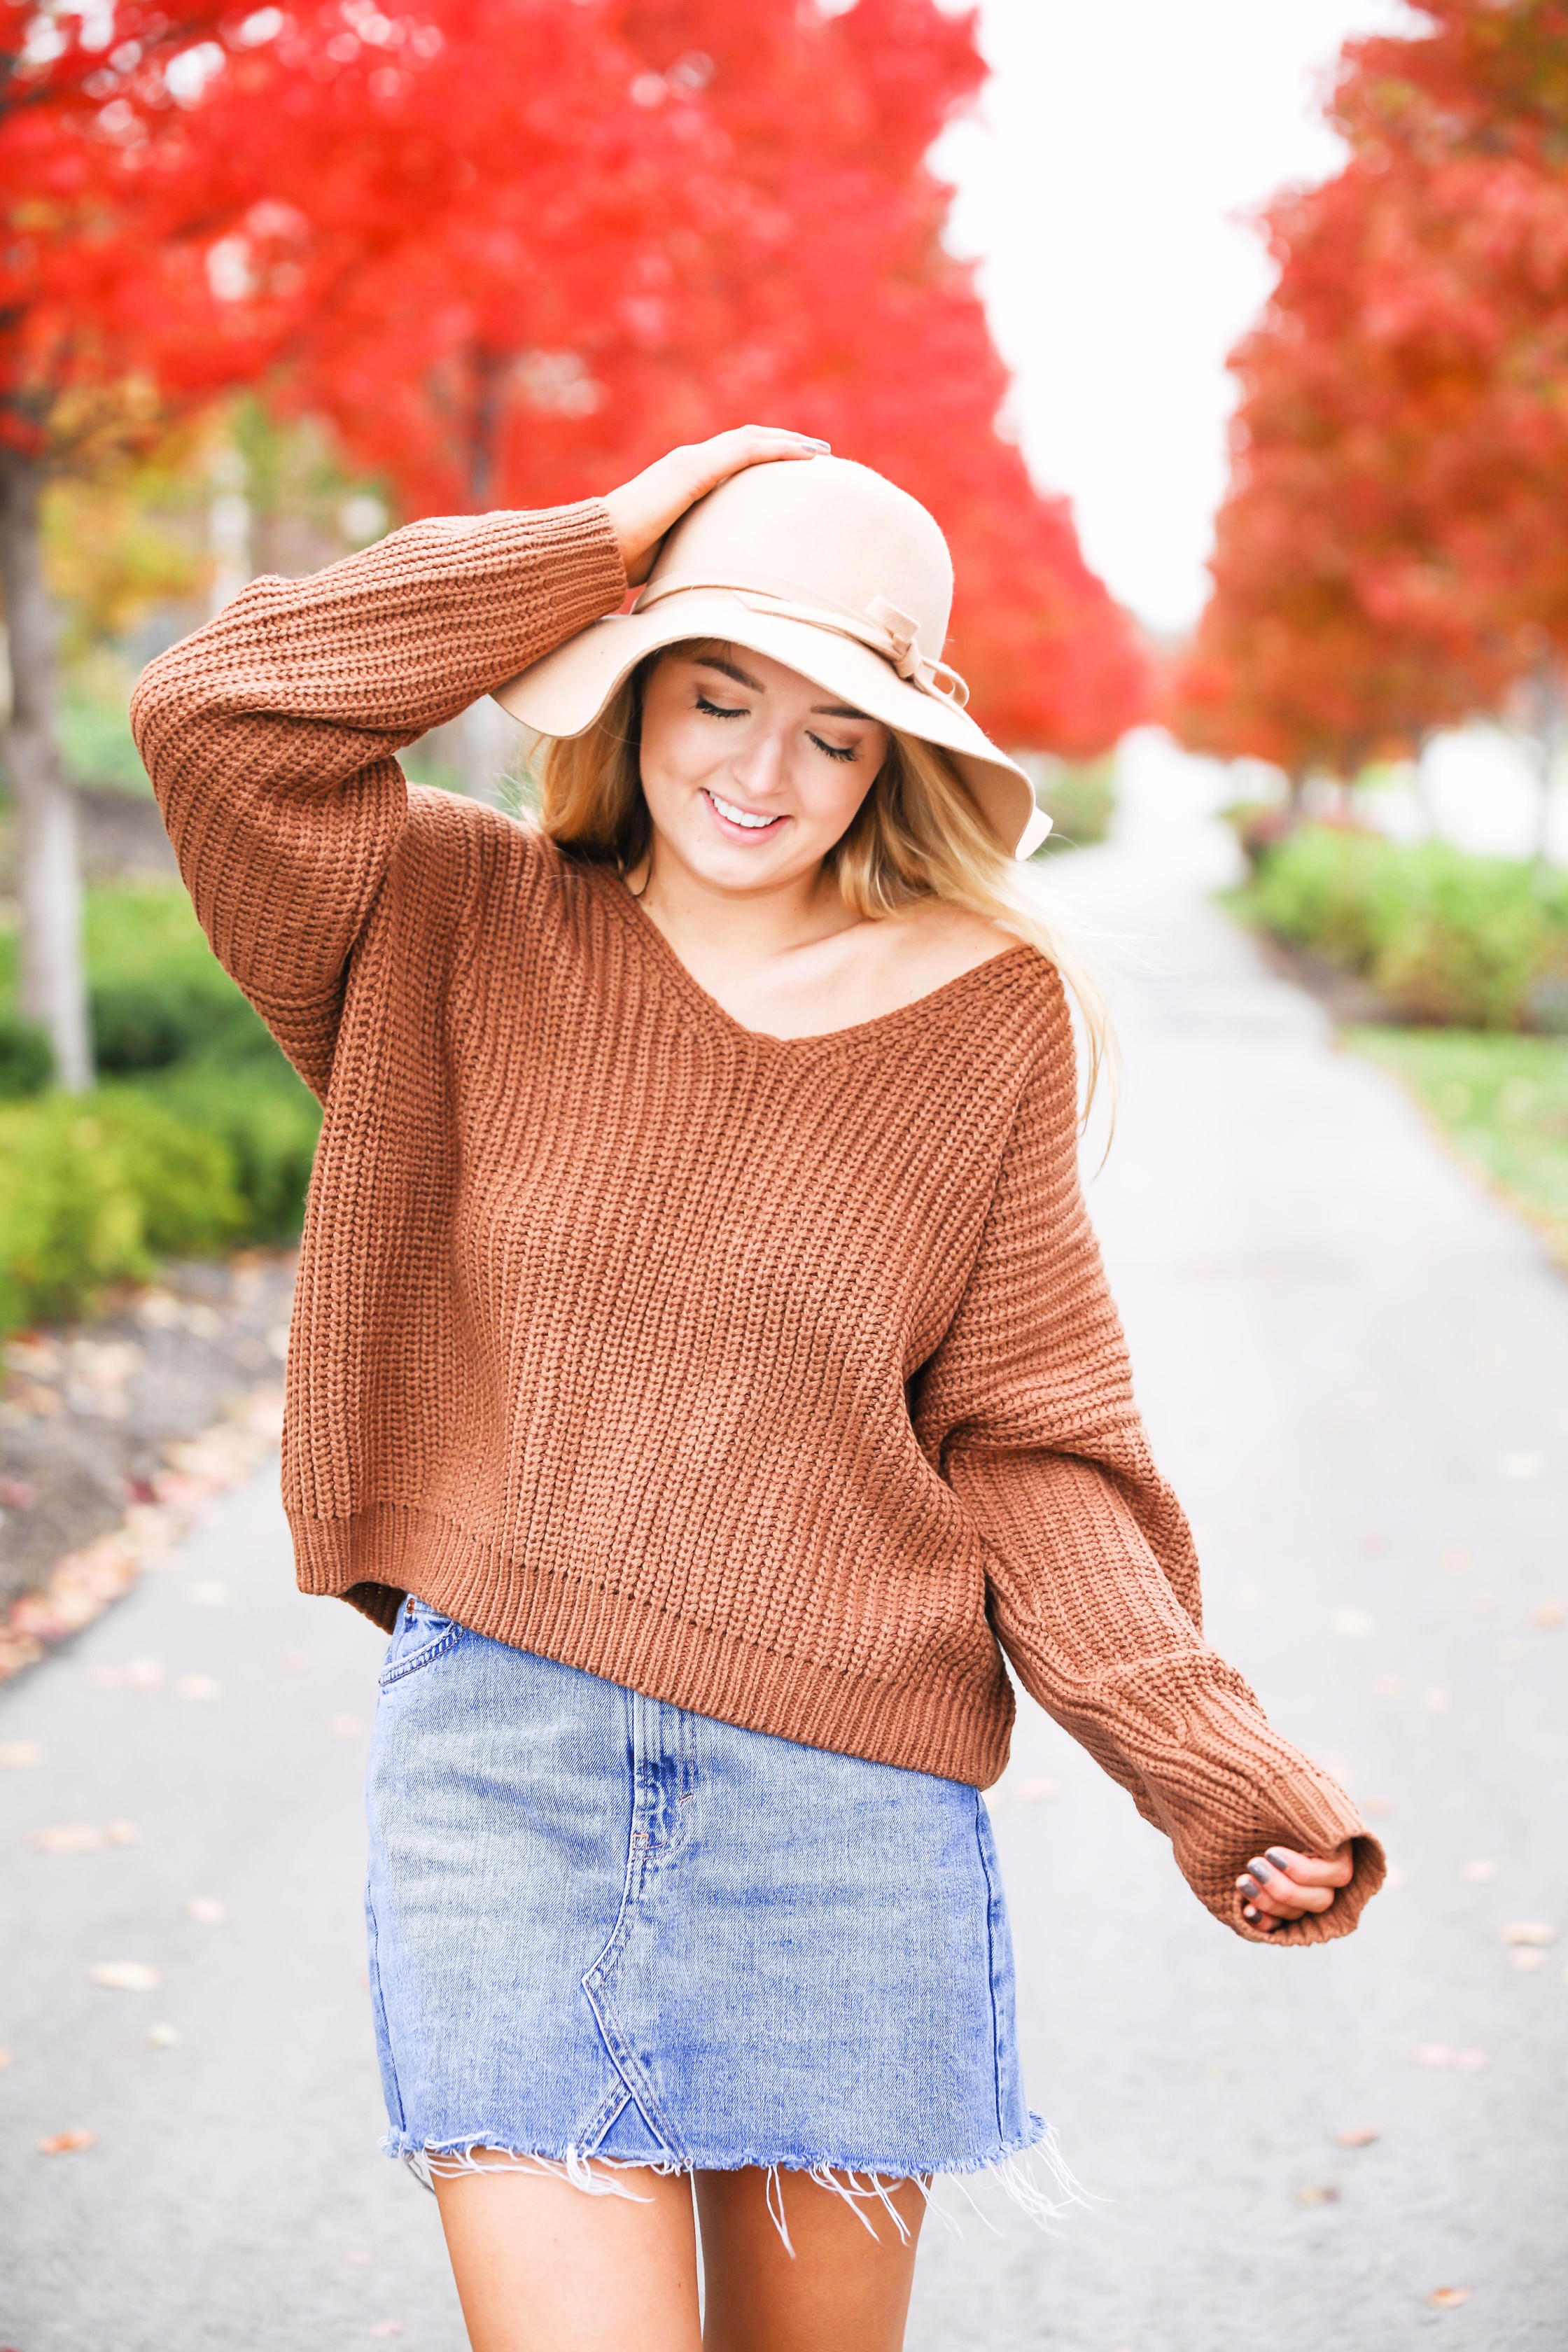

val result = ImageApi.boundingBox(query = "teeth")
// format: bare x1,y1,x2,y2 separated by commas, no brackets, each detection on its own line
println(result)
710,791,779,830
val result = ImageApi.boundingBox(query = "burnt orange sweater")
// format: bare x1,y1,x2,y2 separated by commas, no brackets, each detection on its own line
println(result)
131,499,1382,1946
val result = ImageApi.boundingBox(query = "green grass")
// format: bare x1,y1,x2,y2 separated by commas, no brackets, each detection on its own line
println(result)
1351,1028,1568,1261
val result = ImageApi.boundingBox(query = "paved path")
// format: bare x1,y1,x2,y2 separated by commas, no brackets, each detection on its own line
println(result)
3,740,1564,2350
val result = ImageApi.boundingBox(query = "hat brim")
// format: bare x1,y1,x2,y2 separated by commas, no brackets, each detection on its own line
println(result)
492,588,1047,859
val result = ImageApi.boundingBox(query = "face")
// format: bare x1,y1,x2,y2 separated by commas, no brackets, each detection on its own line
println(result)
637,644,890,894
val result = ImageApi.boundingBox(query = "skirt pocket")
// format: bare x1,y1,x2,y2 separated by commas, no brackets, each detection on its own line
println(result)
379,1599,466,1689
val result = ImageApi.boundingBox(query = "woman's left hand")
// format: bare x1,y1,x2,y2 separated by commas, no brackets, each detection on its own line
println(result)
1237,1842,1354,1931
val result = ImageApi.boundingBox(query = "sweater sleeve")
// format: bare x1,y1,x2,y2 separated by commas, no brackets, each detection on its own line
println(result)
130,500,626,1098
911,970,1385,1947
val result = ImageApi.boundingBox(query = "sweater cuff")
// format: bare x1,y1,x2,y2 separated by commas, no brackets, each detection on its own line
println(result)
1180,1763,1385,1947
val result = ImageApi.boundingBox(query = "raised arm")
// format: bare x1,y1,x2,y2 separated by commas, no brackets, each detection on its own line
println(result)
130,503,626,1097
130,426,830,1097
911,974,1385,1945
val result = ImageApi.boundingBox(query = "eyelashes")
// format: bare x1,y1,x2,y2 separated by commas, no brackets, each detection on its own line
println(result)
693,694,859,762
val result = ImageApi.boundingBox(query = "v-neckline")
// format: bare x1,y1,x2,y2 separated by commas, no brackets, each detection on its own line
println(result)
586,859,1037,1052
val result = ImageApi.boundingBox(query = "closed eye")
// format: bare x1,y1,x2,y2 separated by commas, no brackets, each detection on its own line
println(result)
808,734,860,763
695,692,748,720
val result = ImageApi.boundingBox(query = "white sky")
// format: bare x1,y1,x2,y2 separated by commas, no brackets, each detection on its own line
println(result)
937,0,1413,634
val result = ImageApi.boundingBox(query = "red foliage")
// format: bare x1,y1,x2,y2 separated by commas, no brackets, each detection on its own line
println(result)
274,0,1147,751
1168,1,1568,778
3,0,1145,752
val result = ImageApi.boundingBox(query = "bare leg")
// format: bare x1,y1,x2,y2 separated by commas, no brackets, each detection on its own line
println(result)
696,2166,927,2352
432,2154,702,2352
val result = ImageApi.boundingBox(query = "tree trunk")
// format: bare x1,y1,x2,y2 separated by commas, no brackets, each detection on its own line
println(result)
1519,664,1566,867
0,444,92,1091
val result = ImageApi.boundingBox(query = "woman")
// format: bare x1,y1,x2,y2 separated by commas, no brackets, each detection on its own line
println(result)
133,427,1383,2352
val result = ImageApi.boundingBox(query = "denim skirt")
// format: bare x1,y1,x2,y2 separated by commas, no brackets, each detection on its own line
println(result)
365,1596,1052,2212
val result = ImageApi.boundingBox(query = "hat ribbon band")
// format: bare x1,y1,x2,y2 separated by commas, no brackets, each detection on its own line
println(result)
633,574,970,709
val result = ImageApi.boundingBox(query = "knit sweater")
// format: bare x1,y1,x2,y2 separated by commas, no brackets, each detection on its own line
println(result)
131,498,1383,1947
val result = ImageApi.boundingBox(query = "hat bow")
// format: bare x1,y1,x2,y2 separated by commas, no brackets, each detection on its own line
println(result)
634,570,970,708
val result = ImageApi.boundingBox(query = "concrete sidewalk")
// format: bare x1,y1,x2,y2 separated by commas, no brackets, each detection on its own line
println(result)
2,738,1564,2349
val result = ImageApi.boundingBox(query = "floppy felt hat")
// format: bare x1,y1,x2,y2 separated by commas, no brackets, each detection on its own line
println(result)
493,455,1049,860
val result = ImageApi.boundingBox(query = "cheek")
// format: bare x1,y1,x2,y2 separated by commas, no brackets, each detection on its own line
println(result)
797,743,885,840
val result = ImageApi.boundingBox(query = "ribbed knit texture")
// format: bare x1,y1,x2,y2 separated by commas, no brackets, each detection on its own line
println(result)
131,500,1383,1947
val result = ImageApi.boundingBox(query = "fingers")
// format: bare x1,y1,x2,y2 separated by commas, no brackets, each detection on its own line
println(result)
1265,1843,1354,1888
685,424,830,499
1237,1842,1354,1926
603,428,829,583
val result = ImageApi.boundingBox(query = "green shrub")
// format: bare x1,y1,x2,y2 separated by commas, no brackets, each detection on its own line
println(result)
0,1012,52,1100
142,1058,321,1239
79,883,276,1071
1245,826,1568,1030
0,1093,246,1333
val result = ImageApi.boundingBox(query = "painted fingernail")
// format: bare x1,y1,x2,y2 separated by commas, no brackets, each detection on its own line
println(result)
1243,1903,1259,1921
1266,1849,1292,1870
1250,1858,1275,1882
804,438,831,450
1238,1875,1260,1897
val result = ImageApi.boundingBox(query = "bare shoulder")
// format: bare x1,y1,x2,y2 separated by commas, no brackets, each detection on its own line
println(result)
881,899,1021,995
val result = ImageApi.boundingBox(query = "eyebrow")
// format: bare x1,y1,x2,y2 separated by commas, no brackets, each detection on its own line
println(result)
692,654,871,724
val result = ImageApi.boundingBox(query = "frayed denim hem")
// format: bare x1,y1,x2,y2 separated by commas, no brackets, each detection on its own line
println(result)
384,2116,1082,2255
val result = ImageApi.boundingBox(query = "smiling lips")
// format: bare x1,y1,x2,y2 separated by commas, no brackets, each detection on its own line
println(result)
704,788,788,836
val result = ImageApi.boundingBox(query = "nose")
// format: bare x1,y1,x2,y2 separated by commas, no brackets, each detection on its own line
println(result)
727,720,788,799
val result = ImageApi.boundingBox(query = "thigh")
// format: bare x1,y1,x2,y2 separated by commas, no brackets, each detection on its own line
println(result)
433,2155,701,2352
695,2166,926,2352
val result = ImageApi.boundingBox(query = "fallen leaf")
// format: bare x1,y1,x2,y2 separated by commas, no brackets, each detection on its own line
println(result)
38,2129,97,2155
1412,2045,1488,2070
1422,1688,1451,1714
186,1896,228,1925
146,2022,181,2049
87,1657,165,1691
1501,1921,1556,1947
90,1961,160,1992
1014,1777,1058,1803
1461,1860,1498,1883
1331,1606,1375,1639
1294,2183,1340,2206
1531,1599,1564,1630
0,1740,43,1768
174,1673,223,1702
1428,2287,1471,2309
327,1713,365,1740
183,1581,229,1609
1334,2127,1379,2148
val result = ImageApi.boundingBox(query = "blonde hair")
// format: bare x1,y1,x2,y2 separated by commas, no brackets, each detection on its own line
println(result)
534,641,1111,1121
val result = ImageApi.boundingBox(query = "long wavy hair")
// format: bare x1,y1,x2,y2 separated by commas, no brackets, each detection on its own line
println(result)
533,639,1110,1117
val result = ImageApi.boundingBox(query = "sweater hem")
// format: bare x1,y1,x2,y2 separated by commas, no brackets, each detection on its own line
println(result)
290,1501,1013,1788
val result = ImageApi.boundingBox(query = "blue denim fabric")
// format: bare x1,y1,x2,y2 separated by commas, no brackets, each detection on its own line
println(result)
364,1597,1049,2186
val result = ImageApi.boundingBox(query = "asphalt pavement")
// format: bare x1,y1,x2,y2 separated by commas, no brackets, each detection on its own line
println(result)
2,738,1564,2351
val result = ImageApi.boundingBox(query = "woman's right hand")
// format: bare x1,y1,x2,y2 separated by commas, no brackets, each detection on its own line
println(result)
602,426,830,586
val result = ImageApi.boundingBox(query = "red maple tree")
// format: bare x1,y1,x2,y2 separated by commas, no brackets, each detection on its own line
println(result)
1170,0,1568,808
276,0,1148,757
